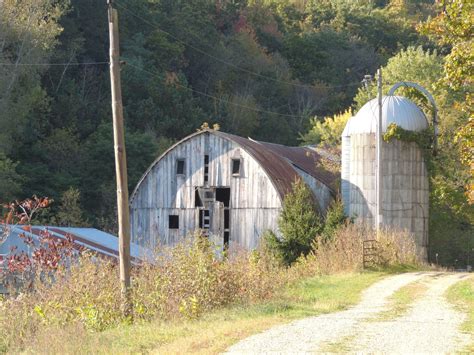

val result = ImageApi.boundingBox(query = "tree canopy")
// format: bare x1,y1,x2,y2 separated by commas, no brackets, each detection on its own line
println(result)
0,0,471,265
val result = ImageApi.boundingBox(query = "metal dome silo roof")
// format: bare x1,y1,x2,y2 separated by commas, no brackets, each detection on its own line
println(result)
342,96,428,136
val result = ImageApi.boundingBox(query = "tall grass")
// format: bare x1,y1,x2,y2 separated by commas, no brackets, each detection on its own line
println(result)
296,223,423,275
0,226,422,352
0,236,284,352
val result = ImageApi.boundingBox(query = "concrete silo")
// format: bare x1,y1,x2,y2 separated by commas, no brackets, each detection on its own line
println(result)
341,95,430,259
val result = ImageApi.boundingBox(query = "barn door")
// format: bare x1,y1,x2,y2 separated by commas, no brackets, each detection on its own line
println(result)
209,201,224,251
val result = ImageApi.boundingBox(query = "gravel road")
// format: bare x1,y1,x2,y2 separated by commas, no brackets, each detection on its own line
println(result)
224,272,471,354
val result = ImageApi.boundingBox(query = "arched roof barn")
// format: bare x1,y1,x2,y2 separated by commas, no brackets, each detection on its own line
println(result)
131,129,337,250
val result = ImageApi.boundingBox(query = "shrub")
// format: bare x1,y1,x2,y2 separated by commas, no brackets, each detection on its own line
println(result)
264,194,348,265
320,199,350,242
0,235,286,352
270,179,323,265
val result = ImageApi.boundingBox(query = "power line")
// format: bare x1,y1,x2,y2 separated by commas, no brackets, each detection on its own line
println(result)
0,61,109,66
126,62,310,118
114,0,364,91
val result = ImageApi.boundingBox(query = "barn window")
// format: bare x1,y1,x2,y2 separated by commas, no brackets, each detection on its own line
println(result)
204,155,209,184
169,215,179,229
176,159,185,175
231,159,241,176
216,188,230,207
199,210,210,229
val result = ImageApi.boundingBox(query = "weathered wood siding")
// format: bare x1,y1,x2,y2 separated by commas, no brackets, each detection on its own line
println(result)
130,132,282,249
294,166,332,213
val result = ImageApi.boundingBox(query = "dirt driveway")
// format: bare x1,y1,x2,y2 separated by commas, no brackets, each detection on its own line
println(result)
225,272,471,354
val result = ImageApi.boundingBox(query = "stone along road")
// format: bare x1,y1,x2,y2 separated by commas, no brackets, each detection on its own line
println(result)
225,272,471,354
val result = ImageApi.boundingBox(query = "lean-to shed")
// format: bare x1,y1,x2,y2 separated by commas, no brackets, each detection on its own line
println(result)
130,129,338,250
0,225,150,293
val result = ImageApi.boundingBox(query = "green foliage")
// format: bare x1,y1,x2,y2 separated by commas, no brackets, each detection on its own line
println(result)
383,123,430,147
269,179,323,265
0,153,22,202
300,109,352,147
383,123,433,167
5,0,471,250
55,187,88,227
420,0,473,204
354,46,443,110
320,199,349,242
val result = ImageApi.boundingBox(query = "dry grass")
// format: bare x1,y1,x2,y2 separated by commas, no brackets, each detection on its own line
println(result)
0,237,285,352
0,225,423,353
18,272,386,354
305,223,424,275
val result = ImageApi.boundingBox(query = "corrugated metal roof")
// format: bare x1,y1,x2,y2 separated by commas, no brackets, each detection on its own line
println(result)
0,225,152,264
247,138,338,192
130,130,338,203
214,131,301,198
342,96,428,136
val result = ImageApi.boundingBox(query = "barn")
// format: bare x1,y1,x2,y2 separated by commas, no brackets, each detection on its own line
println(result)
130,129,338,250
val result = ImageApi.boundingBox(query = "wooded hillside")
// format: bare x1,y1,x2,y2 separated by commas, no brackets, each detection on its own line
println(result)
0,0,471,265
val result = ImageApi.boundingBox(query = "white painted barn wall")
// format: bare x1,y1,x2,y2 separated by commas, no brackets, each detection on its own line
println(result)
130,132,282,250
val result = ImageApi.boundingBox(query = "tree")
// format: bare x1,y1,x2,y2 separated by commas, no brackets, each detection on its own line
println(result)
55,187,88,227
267,179,322,265
300,109,352,147
354,46,443,110
0,153,22,202
0,0,67,155
419,0,473,203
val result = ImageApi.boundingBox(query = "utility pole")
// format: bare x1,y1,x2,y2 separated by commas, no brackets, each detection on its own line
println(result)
108,0,132,317
376,68,383,232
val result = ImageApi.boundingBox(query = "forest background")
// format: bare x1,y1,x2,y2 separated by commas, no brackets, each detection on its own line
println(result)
0,0,472,266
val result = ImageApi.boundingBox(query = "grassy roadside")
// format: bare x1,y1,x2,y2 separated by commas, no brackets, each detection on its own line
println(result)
24,272,386,354
446,276,474,353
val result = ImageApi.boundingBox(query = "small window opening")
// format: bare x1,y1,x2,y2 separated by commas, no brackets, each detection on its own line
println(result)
169,215,179,229
199,210,210,229
194,188,203,207
216,188,230,207
176,159,185,175
224,209,230,229
204,155,209,184
224,205,230,248
232,159,241,176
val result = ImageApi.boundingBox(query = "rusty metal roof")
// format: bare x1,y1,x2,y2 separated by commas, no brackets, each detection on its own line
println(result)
213,131,300,198
213,131,338,197
251,139,339,191
130,129,338,203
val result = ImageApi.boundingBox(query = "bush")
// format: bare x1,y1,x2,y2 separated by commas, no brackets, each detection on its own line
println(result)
269,179,323,265
264,193,348,265
320,199,350,242
0,235,286,352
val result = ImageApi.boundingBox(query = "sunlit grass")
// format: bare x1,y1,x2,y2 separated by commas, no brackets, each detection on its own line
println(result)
26,272,386,354
446,276,474,353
